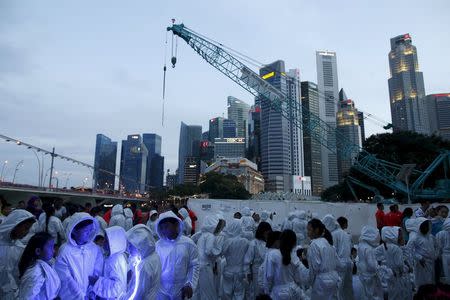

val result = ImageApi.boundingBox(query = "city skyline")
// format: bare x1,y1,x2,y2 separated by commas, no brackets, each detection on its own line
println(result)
1,1,449,187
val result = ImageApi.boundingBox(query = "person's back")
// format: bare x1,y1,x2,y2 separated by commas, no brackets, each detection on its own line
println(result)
123,208,133,231
109,204,126,229
292,210,308,246
240,207,255,240
155,211,199,299
55,212,103,300
436,218,450,283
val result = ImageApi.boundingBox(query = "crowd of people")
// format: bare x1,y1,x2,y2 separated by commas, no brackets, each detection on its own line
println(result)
0,194,449,300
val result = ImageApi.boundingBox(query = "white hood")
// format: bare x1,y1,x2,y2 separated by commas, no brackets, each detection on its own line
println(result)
442,218,450,231
105,226,127,256
295,210,307,220
359,225,379,246
405,218,418,233
415,217,429,233
225,219,242,238
155,211,184,241
126,224,155,258
241,207,251,217
0,209,35,241
179,208,189,219
322,214,338,232
201,215,219,233
287,211,296,221
124,208,133,219
260,210,270,221
66,212,99,246
149,210,158,218
381,226,400,244
112,204,124,216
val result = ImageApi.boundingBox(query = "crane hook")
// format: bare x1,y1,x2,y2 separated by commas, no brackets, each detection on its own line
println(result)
171,56,177,68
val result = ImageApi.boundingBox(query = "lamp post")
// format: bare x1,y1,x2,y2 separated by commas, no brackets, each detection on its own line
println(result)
51,176,59,189
82,177,88,189
12,160,24,183
0,160,8,182
63,172,72,188
28,147,43,187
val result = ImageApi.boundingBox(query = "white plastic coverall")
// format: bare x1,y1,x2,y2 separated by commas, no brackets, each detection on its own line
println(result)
260,210,273,228
322,214,353,300
155,211,199,300
241,207,255,240
407,217,436,287
0,209,35,300
375,226,412,300
307,237,340,300
194,215,224,300
264,249,308,299
281,212,296,231
292,210,308,246
146,210,158,239
244,237,267,298
179,208,192,236
222,218,250,300
437,218,450,284
93,226,128,299
124,208,134,231
357,226,383,300
37,213,65,244
125,224,162,300
19,259,61,300
95,215,108,237
54,212,104,300
109,204,126,229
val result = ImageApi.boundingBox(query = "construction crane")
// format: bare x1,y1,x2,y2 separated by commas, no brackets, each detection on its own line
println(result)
166,23,450,201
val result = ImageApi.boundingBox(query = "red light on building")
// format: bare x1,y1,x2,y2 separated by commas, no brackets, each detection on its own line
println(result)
432,93,450,98
403,33,411,40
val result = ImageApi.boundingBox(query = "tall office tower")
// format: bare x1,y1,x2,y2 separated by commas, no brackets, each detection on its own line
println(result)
316,51,339,188
183,157,200,185
214,138,246,159
286,69,305,179
120,135,148,193
247,105,261,169
336,99,362,181
142,134,164,189
227,96,250,139
388,34,428,134
178,122,202,184
209,117,237,141
424,93,450,140
301,81,323,196
259,60,292,192
93,134,117,190
357,111,366,143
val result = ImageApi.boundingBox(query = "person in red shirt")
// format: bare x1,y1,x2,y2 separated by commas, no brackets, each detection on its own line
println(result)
375,203,385,231
384,204,403,227
182,205,198,234
392,204,403,226
129,202,143,225
103,207,112,224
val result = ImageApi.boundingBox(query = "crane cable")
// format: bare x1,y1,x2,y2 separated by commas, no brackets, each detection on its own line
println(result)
162,30,169,127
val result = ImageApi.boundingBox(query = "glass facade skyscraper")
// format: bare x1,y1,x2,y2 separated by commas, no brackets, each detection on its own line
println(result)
120,134,148,193
143,134,164,189
388,34,428,134
93,134,117,190
209,117,237,141
178,122,202,184
227,96,250,139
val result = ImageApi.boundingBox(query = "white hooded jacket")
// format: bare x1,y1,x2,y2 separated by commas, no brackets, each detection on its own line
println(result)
0,209,36,300
292,210,308,245
155,211,199,298
37,213,65,244
93,226,128,299
223,219,250,274
125,224,161,300
124,208,134,231
241,207,255,240
19,259,61,300
109,205,126,229
54,212,104,300
437,218,450,283
179,208,192,236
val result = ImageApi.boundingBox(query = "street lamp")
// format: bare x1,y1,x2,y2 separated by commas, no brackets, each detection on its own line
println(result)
0,160,8,182
51,176,59,189
28,147,43,187
12,160,24,183
82,177,89,188
63,172,72,188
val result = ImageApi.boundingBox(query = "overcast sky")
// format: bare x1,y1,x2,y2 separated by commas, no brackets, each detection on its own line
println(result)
1,0,449,188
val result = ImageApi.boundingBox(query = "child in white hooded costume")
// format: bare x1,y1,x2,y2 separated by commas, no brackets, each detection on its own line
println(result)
126,224,161,300
155,211,199,299
109,204,126,229
0,209,36,299
436,217,450,284
124,208,134,231
92,226,128,299
54,212,103,300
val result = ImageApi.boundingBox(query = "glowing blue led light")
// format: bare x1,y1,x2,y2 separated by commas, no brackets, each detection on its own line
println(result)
127,255,142,300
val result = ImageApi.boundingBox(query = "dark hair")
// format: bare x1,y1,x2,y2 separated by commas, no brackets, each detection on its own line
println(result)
90,206,102,216
419,220,430,235
130,202,137,209
436,205,449,213
94,235,105,243
280,230,297,266
85,203,92,208
266,231,281,248
18,232,53,278
73,219,93,231
389,205,395,212
402,207,413,218
255,222,272,241
308,218,333,246
377,203,383,209
255,294,272,300
42,202,55,233
337,217,348,229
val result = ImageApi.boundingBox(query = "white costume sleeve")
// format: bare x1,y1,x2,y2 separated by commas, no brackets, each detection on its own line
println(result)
205,234,223,257
92,256,127,299
55,250,86,299
263,251,275,294
244,240,256,266
186,243,200,290
19,265,45,300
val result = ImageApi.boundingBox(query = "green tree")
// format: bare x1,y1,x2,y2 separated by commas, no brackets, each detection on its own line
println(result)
200,172,251,199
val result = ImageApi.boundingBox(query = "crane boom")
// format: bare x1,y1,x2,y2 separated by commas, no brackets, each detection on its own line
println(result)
167,23,449,200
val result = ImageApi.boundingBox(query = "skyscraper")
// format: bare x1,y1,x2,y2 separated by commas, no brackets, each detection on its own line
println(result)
120,135,148,193
93,134,117,190
424,93,450,140
316,51,339,188
178,122,202,184
214,137,246,159
209,117,237,141
259,60,292,192
142,134,164,189
247,105,261,169
227,96,250,139
286,69,305,180
357,111,366,143
336,99,362,181
388,34,428,134
301,81,323,196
